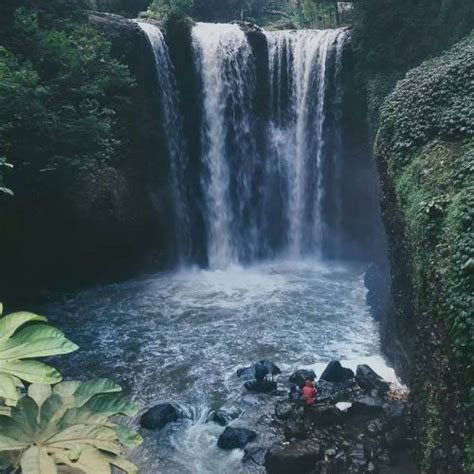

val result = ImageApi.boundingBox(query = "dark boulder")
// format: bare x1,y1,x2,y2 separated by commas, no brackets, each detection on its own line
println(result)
140,403,178,430
211,407,242,426
217,427,257,450
316,379,360,403
289,369,316,388
283,418,307,441
349,396,385,417
243,447,266,467
384,400,407,428
306,405,345,427
275,400,303,420
237,360,281,380
355,365,390,395
320,361,354,383
244,380,278,393
265,439,321,473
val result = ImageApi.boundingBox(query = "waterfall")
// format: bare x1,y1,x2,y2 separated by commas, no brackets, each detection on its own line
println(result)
192,23,258,269
136,21,191,262
140,22,351,267
265,29,348,257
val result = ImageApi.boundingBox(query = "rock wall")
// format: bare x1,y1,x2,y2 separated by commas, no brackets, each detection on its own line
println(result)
0,13,168,300
375,33,473,473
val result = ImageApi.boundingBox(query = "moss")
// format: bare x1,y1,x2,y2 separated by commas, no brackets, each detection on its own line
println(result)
376,33,474,472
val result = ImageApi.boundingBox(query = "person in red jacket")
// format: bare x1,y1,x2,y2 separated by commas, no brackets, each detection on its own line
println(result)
302,379,317,407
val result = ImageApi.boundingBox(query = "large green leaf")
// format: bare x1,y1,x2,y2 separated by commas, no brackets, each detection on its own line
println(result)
0,308,78,405
0,381,142,473
0,373,18,406
0,360,62,384
21,446,57,474
0,312,47,343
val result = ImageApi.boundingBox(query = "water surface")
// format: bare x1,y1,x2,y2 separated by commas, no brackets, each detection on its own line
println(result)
43,259,394,473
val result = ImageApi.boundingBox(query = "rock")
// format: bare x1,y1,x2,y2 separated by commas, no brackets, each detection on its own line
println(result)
349,396,385,417
320,361,355,383
307,405,345,427
237,360,281,380
243,447,266,466
283,418,307,441
368,461,377,472
217,427,257,450
385,425,407,449
289,369,316,388
384,400,407,428
140,403,178,430
355,365,390,394
275,400,295,420
244,380,277,393
211,407,242,426
316,379,359,403
367,418,384,436
265,439,321,473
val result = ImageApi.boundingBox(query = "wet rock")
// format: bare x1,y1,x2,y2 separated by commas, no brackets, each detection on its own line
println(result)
283,418,307,440
275,400,295,420
140,403,178,430
307,405,345,427
349,396,385,417
265,439,321,473
366,418,384,436
243,446,266,466
320,361,355,384
244,380,277,393
289,369,316,388
316,379,359,403
237,360,281,380
217,427,257,450
355,365,390,395
385,425,407,449
384,400,407,428
211,407,242,426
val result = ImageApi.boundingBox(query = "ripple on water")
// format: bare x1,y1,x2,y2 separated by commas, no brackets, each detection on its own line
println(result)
43,259,393,473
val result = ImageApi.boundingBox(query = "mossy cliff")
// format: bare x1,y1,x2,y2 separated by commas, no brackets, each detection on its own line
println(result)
375,33,473,473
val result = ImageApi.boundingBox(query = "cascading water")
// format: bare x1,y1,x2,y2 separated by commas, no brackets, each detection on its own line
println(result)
265,29,349,258
192,23,259,268
136,21,192,262
190,25,350,268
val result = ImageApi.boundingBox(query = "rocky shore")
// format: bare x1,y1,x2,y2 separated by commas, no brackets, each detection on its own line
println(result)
140,359,415,473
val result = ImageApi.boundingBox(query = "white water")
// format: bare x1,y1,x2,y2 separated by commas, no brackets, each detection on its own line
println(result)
265,29,348,257
44,259,395,473
192,23,257,269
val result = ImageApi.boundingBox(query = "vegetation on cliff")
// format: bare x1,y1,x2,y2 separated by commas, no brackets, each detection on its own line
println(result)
376,33,473,472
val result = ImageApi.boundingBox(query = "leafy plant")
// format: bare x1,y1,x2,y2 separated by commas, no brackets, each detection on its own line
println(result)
0,379,142,473
0,303,78,407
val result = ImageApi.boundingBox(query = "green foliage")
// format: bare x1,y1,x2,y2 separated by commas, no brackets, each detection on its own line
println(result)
352,0,474,136
148,0,193,20
0,5,134,198
378,33,474,167
376,34,474,469
0,304,78,407
0,379,142,473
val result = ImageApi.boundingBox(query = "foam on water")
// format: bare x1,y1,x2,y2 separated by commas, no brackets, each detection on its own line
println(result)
42,259,395,473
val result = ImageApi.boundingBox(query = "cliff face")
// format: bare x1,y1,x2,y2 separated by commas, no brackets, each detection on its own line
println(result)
1,13,168,299
375,34,473,473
